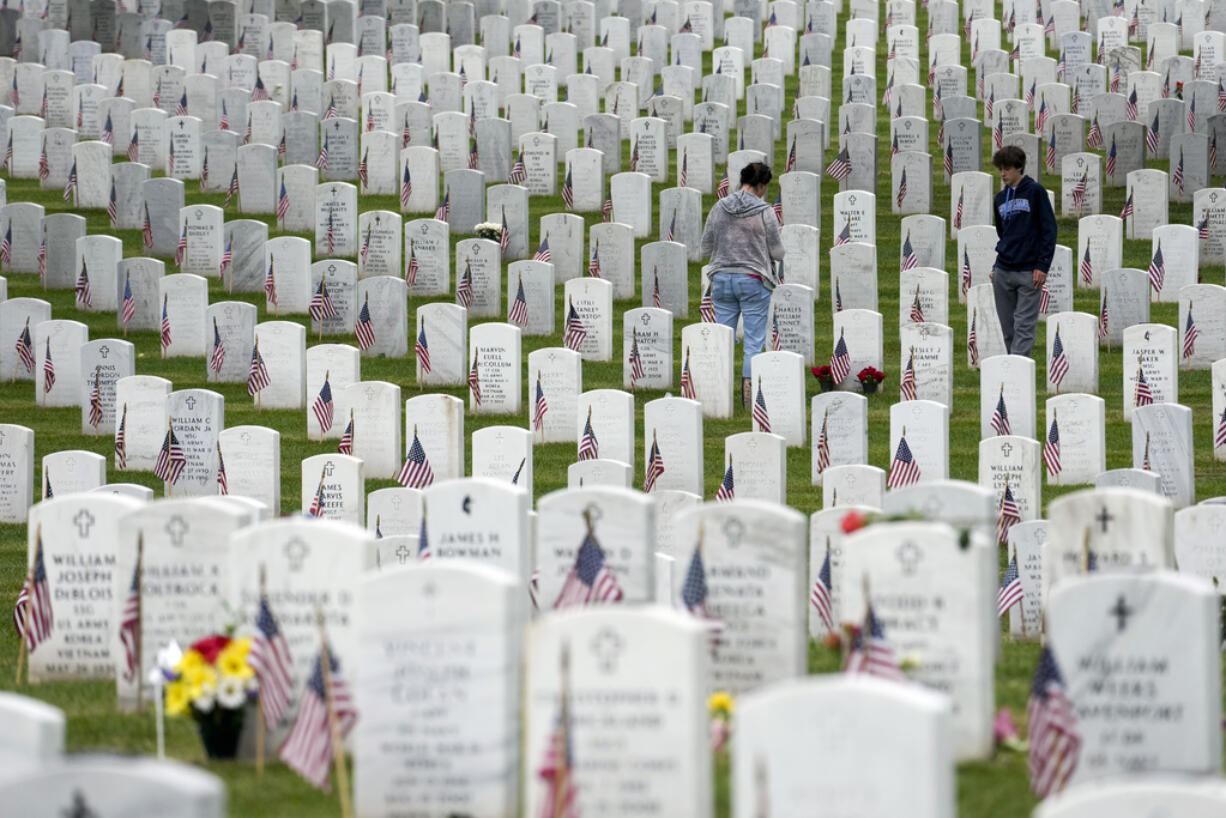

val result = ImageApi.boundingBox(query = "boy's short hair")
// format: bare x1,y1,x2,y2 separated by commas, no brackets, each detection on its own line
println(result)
992,146,1027,171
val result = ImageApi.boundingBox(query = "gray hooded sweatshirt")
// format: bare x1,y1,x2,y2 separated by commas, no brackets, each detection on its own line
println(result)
699,190,786,285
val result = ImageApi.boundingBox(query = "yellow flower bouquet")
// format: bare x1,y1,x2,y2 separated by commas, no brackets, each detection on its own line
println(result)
162,634,258,759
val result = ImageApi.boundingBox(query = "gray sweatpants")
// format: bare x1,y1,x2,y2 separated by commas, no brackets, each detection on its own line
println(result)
992,266,1042,356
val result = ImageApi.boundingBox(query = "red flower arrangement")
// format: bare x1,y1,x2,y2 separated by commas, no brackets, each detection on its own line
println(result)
857,367,885,385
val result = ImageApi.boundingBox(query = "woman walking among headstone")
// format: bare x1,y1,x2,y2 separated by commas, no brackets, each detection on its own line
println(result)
699,161,786,407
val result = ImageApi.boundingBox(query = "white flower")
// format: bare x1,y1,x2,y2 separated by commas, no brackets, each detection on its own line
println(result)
194,682,216,714
217,675,247,710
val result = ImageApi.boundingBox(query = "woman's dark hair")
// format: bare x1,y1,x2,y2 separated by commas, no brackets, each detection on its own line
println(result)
739,161,773,187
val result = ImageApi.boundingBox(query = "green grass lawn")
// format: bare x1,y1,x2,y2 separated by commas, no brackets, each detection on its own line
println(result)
1,16,1225,818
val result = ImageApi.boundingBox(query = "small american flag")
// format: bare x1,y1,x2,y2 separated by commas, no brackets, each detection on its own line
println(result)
264,258,279,306
1199,214,1210,240
968,309,979,365
508,150,526,184
1087,113,1102,148
355,297,376,350
752,380,771,432
830,331,851,385
769,309,782,351
1145,112,1160,154
715,459,735,501
810,542,835,630
38,144,49,181
75,262,92,307
316,132,329,170
15,320,34,373
154,421,186,484
628,327,645,386
700,280,716,322
118,545,141,682
325,213,336,255
909,285,925,322
667,210,678,242
1072,171,1087,214
249,593,293,729
309,277,337,321
435,190,449,221
887,433,921,488
533,373,548,430
1046,130,1057,172
554,529,624,608
1079,243,1093,285
1098,290,1110,341
578,408,599,461
1039,283,1051,315
1106,136,1117,176
338,413,354,455
168,140,177,175
101,112,114,145
1027,646,1081,797
415,323,431,375
997,550,1023,616
313,376,334,433
561,165,574,209
500,212,511,252
679,150,689,185
602,197,613,221
825,147,851,180
399,166,412,208
843,599,904,680
1044,414,1062,477
680,349,696,400
991,388,1012,435
895,168,907,208
944,141,953,178
13,532,53,652
816,410,831,473
1148,241,1165,294
216,443,228,494
406,244,419,287
278,647,357,792
37,235,46,280
456,261,473,308
1214,406,1226,450
1183,306,1200,360
465,348,480,407
652,272,661,309
587,243,601,278
996,482,1022,543
225,167,239,208
467,136,479,170
643,433,665,492
106,182,118,227
900,350,918,400
357,149,368,188
115,404,128,469
276,179,289,222
1173,148,1184,194
835,219,851,247
88,367,103,429
307,469,326,517
536,653,577,818
160,296,172,351
1035,96,1048,131
1049,325,1070,387
1134,360,1154,406
397,428,435,488
1119,190,1134,221
176,90,187,116
717,171,730,198
175,223,188,268
0,224,10,267
563,300,587,351
247,341,271,397
507,274,529,326
1125,87,1138,120
773,193,783,224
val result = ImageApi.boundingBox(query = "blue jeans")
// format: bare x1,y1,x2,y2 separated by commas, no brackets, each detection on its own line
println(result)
711,272,771,377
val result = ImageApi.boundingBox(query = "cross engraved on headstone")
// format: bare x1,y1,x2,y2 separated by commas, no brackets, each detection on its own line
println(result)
723,516,745,547
185,395,197,410
896,541,922,575
395,544,411,564
73,510,96,537
590,626,625,674
1095,505,1115,533
1001,442,1014,457
1110,594,1134,631
61,791,97,818
165,515,189,546
284,537,310,571
325,461,335,476
98,344,110,357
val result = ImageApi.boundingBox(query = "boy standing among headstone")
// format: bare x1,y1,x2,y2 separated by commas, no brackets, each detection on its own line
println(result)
992,146,1057,356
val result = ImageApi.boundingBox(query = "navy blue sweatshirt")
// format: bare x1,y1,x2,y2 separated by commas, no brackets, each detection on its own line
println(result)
993,175,1057,273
